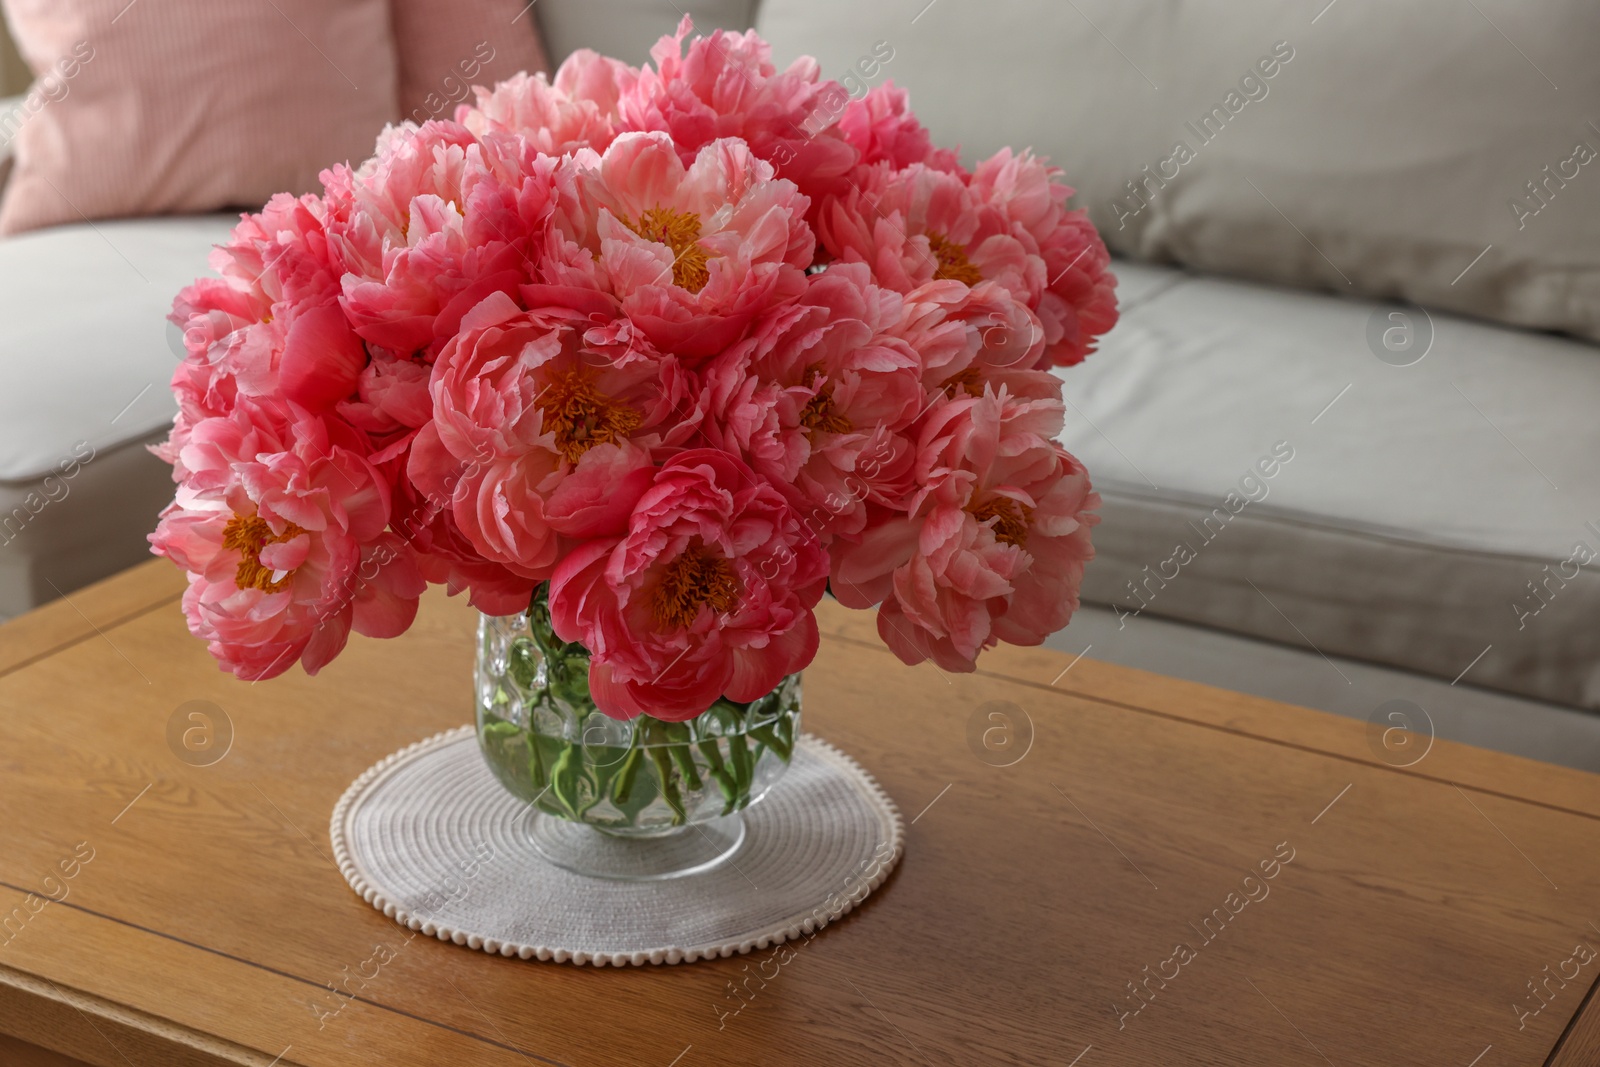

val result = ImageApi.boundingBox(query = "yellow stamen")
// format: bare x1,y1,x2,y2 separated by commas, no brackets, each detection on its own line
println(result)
939,366,987,398
969,496,1032,547
653,545,740,629
534,367,643,464
222,514,305,593
798,365,852,435
629,206,711,292
927,231,983,285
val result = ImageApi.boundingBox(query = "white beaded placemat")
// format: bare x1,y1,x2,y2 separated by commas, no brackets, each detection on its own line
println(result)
330,726,903,966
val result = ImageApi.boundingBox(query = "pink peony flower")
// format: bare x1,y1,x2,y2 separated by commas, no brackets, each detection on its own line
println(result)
831,390,1098,671
619,17,859,207
329,122,565,359
819,153,1118,367
837,83,963,175
388,473,539,617
414,291,695,580
151,408,425,680
457,68,622,155
162,192,352,464
968,149,1118,367
336,349,434,438
572,132,814,358
698,263,923,538
552,48,639,120
819,161,1035,298
548,449,828,720
894,280,1060,401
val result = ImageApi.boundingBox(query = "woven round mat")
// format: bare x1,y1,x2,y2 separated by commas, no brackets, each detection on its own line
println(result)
330,727,903,966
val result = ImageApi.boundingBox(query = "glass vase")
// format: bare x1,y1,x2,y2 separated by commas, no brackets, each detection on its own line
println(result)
474,589,802,881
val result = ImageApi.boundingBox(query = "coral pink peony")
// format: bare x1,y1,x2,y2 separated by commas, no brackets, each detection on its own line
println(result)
894,280,1059,401
415,291,695,580
968,149,1119,366
154,18,1117,703
329,121,571,359
837,83,962,175
819,161,1034,298
548,450,828,720
820,152,1118,367
831,390,1098,671
619,17,858,207
163,192,351,462
150,409,425,680
458,68,622,155
572,132,814,357
698,263,923,538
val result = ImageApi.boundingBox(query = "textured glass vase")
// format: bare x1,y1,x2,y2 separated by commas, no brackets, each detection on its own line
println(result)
474,589,801,880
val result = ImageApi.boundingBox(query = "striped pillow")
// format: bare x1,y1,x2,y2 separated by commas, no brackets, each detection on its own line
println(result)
393,0,550,127
0,0,399,235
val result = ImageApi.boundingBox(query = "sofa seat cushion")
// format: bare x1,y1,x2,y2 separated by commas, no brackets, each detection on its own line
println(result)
0,215,236,481
0,214,235,616
1059,263,1600,709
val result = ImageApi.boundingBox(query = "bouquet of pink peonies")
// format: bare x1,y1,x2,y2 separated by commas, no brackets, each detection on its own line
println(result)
151,18,1117,722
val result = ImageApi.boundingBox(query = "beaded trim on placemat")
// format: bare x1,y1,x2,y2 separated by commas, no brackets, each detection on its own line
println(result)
330,726,903,966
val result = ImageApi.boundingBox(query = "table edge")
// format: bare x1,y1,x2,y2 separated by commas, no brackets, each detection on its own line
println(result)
11,560,1597,820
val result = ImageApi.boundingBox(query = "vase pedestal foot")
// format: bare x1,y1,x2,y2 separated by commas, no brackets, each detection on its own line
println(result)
526,810,747,881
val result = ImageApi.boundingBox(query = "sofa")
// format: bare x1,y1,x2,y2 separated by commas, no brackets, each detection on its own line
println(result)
4,1,1599,754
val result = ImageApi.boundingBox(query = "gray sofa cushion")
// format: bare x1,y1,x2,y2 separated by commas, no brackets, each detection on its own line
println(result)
535,0,759,66
0,214,236,616
755,0,1600,344
1059,263,1600,709
0,215,235,481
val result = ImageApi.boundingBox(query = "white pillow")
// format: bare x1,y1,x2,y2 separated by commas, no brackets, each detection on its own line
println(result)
756,0,1600,343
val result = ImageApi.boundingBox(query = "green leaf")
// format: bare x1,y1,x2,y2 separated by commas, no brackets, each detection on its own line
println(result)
725,732,752,809
549,743,583,820
647,744,686,824
696,739,739,814
506,638,541,693
749,722,788,763
580,743,631,817
480,718,520,740
661,722,703,791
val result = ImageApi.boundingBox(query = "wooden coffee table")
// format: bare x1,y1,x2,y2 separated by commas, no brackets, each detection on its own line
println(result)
0,560,1597,1066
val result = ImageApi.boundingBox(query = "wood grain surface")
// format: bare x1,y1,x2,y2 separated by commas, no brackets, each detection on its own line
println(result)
0,1033,93,1067
0,559,1597,1067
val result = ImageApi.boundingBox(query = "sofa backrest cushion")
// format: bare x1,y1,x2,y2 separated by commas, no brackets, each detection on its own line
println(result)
535,0,758,67
755,0,1600,343
0,0,399,236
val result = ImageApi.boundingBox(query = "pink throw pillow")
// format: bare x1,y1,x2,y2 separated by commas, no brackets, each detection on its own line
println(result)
392,0,550,127
0,0,399,235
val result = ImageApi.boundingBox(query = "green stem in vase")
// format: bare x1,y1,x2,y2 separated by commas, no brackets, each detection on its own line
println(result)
725,731,752,807
661,722,703,791
646,741,687,824
611,745,645,804
696,739,739,814
476,593,803,833
549,743,583,820
527,737,548,792
748,722,790,763
775,709,795,756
